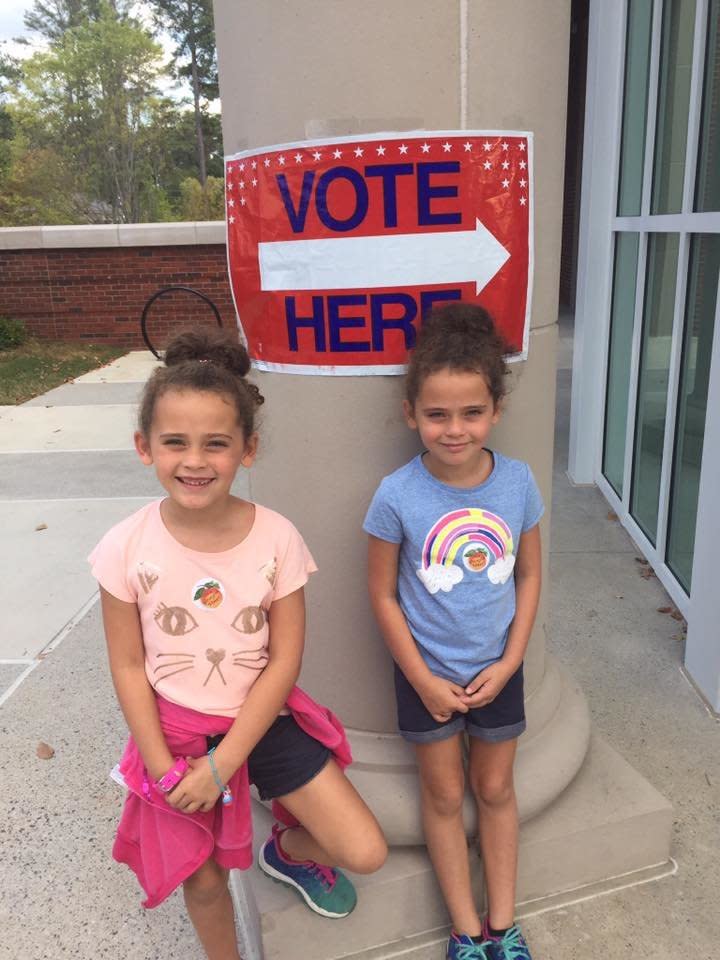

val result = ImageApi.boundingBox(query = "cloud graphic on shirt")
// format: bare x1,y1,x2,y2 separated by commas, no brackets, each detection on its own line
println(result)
416,563,464,594
487,555,516,585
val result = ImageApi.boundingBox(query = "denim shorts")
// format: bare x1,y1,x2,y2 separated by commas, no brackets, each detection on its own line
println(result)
394,661,526,744
225,714,332,801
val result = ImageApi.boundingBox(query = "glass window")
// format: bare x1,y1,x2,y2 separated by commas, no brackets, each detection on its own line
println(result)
630,234,679,543
603,233,640,496
695,0,720,211
666,234,720,591
618,0,654,216
651,0,697,214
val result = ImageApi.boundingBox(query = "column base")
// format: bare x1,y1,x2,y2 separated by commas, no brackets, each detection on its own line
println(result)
242,733,672,959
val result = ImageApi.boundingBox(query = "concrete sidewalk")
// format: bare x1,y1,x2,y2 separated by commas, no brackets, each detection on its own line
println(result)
1,328,718,959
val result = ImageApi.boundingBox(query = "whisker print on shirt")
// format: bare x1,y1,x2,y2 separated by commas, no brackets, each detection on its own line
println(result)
417,508,516,594
153,602,199,636
154,651,196,684
231,645,270,672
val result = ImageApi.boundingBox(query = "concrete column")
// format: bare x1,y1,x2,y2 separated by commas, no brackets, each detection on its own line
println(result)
214,3,672,955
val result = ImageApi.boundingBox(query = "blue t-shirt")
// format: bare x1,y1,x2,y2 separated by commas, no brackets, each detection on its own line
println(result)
363,451,544,685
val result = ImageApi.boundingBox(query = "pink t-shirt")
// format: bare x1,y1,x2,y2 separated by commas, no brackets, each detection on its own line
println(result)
89,500,316,718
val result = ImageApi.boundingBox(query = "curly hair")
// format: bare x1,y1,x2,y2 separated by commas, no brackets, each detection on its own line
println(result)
405,303,509,408
138,328,264,438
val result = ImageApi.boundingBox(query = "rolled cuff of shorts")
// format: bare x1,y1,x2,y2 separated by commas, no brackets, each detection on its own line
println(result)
466,718,526,743
399,717,467,744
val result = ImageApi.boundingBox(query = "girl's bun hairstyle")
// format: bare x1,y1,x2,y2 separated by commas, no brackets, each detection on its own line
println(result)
138,327,264,437
406,302,510,408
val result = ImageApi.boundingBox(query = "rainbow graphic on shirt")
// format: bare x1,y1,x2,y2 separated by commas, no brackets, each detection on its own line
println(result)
416,508,515,594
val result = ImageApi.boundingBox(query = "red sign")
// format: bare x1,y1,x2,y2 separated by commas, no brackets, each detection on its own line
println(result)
225,131,533,374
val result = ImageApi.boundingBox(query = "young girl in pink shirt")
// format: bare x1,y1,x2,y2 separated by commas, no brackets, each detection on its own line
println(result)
90,328,386,960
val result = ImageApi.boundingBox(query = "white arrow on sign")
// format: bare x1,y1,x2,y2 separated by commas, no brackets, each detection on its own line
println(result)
258,218,510,295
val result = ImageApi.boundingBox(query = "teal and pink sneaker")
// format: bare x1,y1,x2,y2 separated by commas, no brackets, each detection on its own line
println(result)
482,922,533,960
258,825,357,919
447,932,491,959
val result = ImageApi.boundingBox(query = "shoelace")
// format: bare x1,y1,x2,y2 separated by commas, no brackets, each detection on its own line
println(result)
455,944,490,960
493,927,528,959
308,862,336,890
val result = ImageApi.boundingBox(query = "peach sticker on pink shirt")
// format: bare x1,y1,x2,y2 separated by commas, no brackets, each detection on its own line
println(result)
192,578,225,609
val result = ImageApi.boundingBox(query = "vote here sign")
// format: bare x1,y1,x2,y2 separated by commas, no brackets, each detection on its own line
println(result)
225,131,533,375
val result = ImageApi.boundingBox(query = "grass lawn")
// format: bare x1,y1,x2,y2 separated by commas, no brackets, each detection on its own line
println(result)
0,339,126,405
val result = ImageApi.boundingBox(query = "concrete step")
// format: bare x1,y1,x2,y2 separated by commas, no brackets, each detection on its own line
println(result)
243,733,673,959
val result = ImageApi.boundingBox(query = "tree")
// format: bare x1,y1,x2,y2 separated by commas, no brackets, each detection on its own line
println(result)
14,2,167,222
23,0,111,42
0,51,20,178
147,0,218,186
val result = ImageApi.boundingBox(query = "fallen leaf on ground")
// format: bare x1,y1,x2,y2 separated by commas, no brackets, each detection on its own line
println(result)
640,567,656,579
670,610,685,622
635,556,649,565
36,742,55,759
607,511,618,521
35,522,48,531
657,606,673,614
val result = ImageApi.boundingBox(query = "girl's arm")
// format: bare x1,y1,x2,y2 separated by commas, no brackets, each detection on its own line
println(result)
165,586,305,813
100,586,174,780
500,522,542,671
368,535,468,721
463,523,542,705
212,586,305,777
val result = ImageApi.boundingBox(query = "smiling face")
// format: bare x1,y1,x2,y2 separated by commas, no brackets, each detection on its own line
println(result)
134,388,257,515
404,367,500,483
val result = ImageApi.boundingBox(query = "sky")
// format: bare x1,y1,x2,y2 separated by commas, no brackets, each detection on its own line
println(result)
0,2,42,58
0,1,188,102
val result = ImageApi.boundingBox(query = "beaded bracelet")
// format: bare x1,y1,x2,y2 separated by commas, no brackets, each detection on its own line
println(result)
207,746,233,806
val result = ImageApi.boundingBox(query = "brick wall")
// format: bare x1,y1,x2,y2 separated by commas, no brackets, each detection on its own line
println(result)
0,242,236,349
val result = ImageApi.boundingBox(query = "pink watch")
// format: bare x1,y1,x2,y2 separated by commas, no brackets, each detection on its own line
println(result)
154,757,189,794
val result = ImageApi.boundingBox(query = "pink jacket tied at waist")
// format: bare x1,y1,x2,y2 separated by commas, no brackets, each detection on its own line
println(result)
113,687,352,908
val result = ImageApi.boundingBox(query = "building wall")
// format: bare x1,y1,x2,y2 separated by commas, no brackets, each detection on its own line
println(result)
0,224,234,348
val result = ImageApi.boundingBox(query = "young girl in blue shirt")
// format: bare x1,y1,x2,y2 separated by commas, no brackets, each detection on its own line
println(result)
364,304,543,960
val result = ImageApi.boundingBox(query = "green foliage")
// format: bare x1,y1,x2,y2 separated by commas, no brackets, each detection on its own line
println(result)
0,0,223,225
147,0,218,184
178,176,225,220
0,317,28,351
23,0,108,41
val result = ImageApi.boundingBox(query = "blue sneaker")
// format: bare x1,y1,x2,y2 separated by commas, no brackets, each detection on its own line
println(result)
447,932,491,959
483,924,533,960
258,826,357,919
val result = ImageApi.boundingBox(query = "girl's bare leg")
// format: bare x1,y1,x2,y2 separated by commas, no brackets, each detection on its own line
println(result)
275,758,387,874
183,858,241,960
415,734,482,937
468,736,519,930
